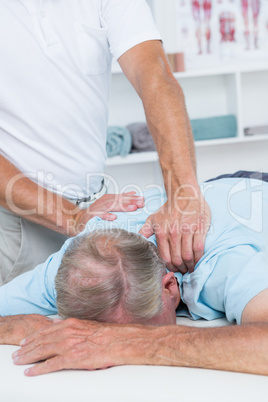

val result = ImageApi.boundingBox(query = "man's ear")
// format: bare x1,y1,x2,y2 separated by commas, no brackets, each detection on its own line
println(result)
162,272,180,300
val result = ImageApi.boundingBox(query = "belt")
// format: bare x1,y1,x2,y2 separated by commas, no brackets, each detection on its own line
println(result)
75,179,107,209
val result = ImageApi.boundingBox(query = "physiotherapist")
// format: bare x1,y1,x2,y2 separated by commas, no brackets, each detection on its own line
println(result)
0,0,211,285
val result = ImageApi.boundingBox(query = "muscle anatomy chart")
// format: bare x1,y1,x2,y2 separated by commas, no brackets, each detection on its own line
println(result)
241,0,261,49
174,0,268,69
192,1,213,54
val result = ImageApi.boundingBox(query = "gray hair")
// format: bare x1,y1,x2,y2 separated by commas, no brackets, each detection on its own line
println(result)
55,229,166,323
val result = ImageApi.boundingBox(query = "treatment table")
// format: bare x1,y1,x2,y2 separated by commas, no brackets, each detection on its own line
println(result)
1,317,268,402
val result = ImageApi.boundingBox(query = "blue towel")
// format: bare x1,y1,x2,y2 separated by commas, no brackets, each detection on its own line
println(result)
106,126,132,157
191,115,237,141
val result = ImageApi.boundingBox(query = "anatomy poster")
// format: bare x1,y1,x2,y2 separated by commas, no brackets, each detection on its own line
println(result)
175,0,268,69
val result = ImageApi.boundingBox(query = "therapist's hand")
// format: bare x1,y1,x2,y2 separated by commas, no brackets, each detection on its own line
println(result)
68,192,145,236
140,188,211,274
0,315,53,346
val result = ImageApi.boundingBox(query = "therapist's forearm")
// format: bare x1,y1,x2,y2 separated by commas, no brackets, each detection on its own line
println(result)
142,68,197,192
0,155,145,237
0,154,77,235
119,42,197,193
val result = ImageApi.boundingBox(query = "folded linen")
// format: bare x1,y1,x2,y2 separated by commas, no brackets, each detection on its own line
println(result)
244,125,268,136
191,115,237,141
106,126,132,157
127,122,156,153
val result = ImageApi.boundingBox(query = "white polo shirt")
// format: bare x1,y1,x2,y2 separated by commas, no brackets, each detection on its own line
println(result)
0,0,161,198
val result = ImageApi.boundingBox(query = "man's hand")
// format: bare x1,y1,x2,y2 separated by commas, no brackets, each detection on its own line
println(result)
119,41,212,273
0,314,53,346
12,318,155,376
140,188,211,273
68,192,144,236
0,155,145,236
12,318,268,377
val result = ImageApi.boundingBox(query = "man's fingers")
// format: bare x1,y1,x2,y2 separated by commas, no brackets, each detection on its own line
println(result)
181,233,195,273
20,318,95,348
13,330,70,365
168,236,188,274
14,333,84,365
20,328,54,348
14,344,56,365
122,196,144,208
105,195,144,211
139,217,154,238
24,356,66,377
115,203,139,212
155,231,174,269
193,232,206,265
19,319,70,347
99,213,118,221
15,334,61,360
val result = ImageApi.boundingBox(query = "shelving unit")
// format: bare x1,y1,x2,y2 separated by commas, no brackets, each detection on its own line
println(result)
105,2,268,192
106,134,268,168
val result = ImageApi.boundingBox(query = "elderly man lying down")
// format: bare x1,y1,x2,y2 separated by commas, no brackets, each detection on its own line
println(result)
1,171,268,376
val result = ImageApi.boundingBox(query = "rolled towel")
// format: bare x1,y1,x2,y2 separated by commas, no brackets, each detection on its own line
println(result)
244,125,268,136
191,115,237,141
106,126,132,157
127,122,156,153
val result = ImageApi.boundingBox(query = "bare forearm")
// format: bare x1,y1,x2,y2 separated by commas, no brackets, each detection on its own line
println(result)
120,42,197,192
135,324,268,376
0,316,17,345
0,155,77,235
0,156,145,237
0,315,52,345
185,111,197,173
143,73,197,190
15,319,268,376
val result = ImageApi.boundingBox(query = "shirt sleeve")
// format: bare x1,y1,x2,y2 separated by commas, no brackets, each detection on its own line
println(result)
200,246,268,324
224,251,268,324
0,238,73,317
101,0,162,60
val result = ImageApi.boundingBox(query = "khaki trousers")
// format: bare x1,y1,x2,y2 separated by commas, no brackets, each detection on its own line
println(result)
0,180,107,286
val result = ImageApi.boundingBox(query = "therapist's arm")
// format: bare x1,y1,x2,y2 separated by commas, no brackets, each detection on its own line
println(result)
0,315,53,345
119,41,211,273
0,155,144,236
13,319,268,376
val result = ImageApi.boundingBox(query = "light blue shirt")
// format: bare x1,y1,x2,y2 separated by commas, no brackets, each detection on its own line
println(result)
1,178,268,324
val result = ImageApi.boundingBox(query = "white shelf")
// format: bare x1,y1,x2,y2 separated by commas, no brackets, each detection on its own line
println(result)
106,151,158,166
195,134,268,147
112,61,268,78
173,63,268,79
173,69,235,79
106,134,268,166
